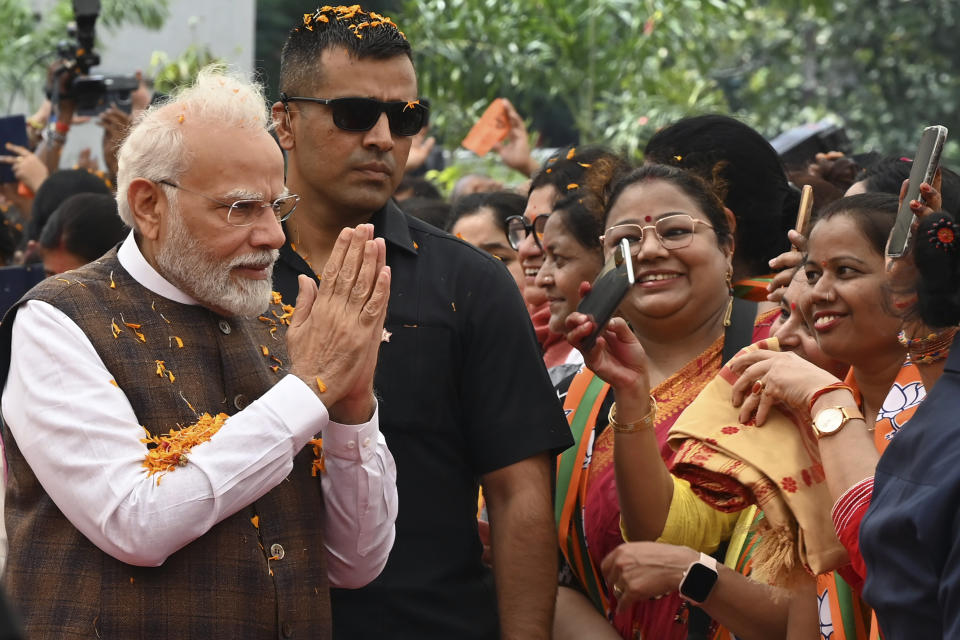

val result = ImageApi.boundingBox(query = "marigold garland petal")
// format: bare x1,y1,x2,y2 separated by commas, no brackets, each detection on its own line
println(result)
309,437,325,476
305,5,405,39
142,412,229,483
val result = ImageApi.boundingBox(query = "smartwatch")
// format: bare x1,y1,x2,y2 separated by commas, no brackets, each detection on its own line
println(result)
678,552,719,604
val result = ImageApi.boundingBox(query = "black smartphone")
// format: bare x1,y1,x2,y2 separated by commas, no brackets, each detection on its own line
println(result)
886,125,948,258
0,115,28,184
576,237,635,352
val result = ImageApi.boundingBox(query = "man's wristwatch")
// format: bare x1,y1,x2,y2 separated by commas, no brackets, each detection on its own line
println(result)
812,405,864,439
678,552,719,604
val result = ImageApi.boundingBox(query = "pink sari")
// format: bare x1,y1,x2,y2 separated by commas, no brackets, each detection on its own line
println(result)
584,338,725,639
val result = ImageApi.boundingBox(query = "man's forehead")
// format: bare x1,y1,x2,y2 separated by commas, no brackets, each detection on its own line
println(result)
177,121,284,186
308,47,418,98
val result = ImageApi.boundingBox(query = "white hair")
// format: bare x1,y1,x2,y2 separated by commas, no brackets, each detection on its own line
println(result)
115,65,273,227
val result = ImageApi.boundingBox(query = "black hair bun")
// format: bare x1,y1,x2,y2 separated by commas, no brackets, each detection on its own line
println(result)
915,211,960,327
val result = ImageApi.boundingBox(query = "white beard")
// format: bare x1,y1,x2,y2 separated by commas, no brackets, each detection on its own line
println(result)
156,207,278,317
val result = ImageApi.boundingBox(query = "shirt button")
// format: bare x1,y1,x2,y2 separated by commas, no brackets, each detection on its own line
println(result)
346,441,356,450
218,320,232,334
281,621,293,638
270,543,285,560
233,394,248,410
362,437,371,448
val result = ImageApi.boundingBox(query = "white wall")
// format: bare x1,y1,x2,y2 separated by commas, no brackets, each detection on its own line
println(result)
98,0,255,77
34,0,256,166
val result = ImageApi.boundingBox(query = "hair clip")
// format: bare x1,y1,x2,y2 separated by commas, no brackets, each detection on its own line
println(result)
928,217,957,252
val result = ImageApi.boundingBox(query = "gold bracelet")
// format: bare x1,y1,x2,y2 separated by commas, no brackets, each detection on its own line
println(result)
609,397,657,434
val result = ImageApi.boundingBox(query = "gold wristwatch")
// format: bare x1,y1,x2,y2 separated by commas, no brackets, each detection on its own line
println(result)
812,405,864,439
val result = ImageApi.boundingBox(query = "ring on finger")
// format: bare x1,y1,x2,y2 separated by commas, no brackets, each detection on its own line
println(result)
612,583,624,599
751,379,766,395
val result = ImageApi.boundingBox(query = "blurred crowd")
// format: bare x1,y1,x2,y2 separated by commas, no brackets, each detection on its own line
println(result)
0,5,958,640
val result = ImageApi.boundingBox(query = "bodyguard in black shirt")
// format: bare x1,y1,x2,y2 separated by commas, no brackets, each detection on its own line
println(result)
271,7,573,639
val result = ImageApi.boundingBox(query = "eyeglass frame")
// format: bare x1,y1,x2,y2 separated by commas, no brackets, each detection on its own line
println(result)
156,180,300,227
279,93,431,137
505,214,550,251
600,214,715,254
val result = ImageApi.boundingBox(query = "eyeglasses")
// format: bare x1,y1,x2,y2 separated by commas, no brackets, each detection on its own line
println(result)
601,214,714,255
279,93,430,137
505,214,549,250
157,180,300,227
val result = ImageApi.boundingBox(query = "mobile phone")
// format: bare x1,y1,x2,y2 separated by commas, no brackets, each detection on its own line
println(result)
0,115,28,184
794,184,814,240
886,125,948,258
576,238,635,352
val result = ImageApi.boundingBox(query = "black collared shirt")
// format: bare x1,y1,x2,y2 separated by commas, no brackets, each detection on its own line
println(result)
274,200,573,639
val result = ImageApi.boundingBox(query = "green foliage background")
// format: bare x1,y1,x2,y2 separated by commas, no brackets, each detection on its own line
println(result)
4,0,959,167
392,0,960,165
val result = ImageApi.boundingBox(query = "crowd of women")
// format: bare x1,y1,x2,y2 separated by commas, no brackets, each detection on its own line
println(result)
445,113,960,639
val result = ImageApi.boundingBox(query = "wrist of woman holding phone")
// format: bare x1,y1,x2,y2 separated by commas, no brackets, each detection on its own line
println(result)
611,384,674,542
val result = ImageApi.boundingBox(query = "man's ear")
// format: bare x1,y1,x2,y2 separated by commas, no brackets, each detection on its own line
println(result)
272,102,295,151
128,178,163,241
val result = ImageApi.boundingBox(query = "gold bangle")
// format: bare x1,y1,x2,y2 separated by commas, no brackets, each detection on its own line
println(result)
609,397,657,433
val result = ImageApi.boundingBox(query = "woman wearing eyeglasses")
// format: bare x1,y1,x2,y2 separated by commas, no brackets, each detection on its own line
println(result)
507,146,625,368
554,164,813,640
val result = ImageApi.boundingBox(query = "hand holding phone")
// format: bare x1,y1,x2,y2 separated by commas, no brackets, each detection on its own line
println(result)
887,125,948,258
575,238,635,352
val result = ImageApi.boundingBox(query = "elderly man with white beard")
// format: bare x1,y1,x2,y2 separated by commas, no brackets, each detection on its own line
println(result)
0,67,397,640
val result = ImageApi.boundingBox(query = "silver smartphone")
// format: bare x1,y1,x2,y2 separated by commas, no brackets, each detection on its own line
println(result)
886,125,948,258
576,238,635,352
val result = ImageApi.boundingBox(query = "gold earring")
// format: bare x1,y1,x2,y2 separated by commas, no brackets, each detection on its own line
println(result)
723,270,734,327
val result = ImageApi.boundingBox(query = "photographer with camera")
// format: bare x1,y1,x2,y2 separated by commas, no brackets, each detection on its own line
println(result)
34,0,141,183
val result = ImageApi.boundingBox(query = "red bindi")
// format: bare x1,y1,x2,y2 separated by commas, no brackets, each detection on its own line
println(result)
644,215,652,223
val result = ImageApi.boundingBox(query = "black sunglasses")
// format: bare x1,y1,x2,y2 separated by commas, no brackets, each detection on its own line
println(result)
505,214,549,251
280,93,430,137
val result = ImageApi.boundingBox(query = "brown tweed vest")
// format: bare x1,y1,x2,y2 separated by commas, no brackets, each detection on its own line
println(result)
0,249,330,639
